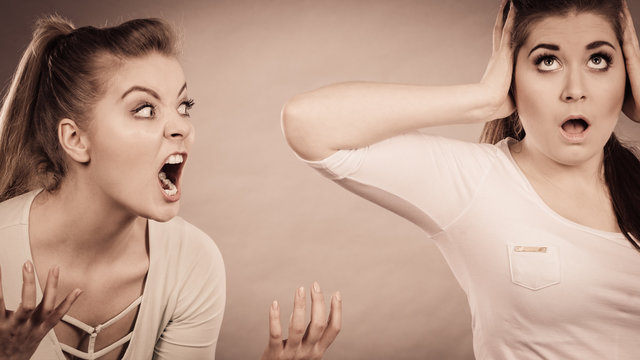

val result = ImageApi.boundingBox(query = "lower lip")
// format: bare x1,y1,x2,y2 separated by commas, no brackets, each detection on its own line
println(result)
158,180,181,202
559,125,590,143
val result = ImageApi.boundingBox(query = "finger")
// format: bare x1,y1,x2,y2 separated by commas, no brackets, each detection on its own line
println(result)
43,288,81,329
285,286,306,350
492,0,509,53
623,1,640,53
13,261,37,323
267,300,283,350
304,281,327,344
38,267,60,318
317,292,342,350
0,266,6,319
499,1,515,54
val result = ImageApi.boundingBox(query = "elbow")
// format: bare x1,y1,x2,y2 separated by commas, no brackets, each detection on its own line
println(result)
281,94,316,159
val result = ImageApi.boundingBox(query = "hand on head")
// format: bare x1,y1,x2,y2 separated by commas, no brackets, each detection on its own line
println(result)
621,0,640,122
480,0,517,120
261,282,341,360
0,262,81,360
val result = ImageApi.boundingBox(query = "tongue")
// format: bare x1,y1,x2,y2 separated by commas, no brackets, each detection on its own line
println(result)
562,119,586,134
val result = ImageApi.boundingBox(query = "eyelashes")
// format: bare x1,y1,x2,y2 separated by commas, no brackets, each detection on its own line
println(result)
533,52,614,72
131,98,195,119
132,102,156,118
179,99,195,117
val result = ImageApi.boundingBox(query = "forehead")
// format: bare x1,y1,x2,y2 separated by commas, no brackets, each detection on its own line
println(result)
523,12,618,50
103,53,186,99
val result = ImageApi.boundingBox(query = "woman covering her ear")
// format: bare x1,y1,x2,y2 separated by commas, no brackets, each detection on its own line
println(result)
0,16,340,359
283,0,640,358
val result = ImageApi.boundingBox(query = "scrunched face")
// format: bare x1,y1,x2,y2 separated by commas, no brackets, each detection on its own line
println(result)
513,11,626,167
84,52,195,222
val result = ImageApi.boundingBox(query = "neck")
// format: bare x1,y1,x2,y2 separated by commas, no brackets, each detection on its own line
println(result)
30,176,146,267
511,138,605,188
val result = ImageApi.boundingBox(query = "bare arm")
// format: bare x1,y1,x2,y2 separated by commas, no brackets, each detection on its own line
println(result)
282,0,516,161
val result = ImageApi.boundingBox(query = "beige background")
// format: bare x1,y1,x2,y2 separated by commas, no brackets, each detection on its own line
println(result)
2,1,640,359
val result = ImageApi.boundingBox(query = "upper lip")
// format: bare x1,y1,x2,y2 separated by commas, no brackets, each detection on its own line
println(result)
560,114,591,127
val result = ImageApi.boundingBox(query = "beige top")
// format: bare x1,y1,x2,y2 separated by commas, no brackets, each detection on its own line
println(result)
0,190,226,359
304,132,640,360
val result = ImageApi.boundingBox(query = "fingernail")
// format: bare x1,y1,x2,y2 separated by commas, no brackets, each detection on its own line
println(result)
52,266,59,278
313,281,320,293
297,286,304,297
74,289,83,298
272,300,278,311
24,261,33,273
335,291,342,301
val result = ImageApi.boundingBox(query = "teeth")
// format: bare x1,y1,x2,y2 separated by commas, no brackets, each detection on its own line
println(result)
158,171,178,196
165,154,183,164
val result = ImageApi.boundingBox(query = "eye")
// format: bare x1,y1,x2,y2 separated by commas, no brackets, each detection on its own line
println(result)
131,103,156,119
132,103,156,118
535,55,561,72
588,53,612,71
178,99,195,117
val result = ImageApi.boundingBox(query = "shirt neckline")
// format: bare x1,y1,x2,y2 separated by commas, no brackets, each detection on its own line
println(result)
21,189,152,359
496,138,631,244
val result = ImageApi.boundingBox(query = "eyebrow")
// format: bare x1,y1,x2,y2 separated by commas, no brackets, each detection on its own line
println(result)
121,82,188,100
528,40,617,57
121,86,160,100
177,83,187,98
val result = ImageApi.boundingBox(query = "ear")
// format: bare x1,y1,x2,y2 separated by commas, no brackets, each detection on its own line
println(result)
58,119,90,163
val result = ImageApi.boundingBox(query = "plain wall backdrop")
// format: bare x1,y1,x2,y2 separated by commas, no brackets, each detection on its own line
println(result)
2,1,640,359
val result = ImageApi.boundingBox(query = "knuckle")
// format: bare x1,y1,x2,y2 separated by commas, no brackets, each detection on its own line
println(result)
312,321,327,333
330,322,342,333
269,330,282,340
290,326,305,337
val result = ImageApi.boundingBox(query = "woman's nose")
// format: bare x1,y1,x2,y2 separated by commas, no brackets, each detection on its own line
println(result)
561,67,587,102
164,113,193,140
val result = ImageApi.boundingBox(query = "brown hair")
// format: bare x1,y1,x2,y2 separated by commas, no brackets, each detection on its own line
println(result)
480,0,640,250
0,15,177,202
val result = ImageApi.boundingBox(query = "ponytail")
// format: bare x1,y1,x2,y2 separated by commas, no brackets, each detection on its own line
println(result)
0,16,74,202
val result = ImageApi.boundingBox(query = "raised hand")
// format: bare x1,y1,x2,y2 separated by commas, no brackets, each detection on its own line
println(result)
261,283,341,360
481,0,517,120
0,262,81,360
622,0,640,122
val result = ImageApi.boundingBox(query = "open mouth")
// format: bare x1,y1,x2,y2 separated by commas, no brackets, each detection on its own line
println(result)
561,118,589,135
158,154,185,197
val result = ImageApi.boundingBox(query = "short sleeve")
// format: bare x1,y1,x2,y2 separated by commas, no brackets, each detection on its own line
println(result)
153,225,226,359
303,132,498,236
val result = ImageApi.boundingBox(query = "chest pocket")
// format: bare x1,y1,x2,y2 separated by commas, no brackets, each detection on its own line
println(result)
508,244,560,290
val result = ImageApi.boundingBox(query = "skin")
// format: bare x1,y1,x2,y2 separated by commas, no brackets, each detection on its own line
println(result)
1,51,341,359
510,11,626,233
282,1,640,236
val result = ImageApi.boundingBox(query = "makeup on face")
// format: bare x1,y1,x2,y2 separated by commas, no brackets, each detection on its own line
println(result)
513,12,626,167
87,53,196,221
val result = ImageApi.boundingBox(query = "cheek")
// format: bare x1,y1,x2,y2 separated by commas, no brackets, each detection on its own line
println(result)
89,121,161,179
595,70,626,112
513,68,558,126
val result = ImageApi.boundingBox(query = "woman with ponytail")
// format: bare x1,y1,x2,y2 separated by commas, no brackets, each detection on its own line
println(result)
284,0,640,358
0,16,340,360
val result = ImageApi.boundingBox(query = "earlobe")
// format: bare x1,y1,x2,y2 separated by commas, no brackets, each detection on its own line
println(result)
58,119,90,163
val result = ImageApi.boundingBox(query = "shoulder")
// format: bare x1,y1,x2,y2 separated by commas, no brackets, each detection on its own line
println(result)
0,190,39,230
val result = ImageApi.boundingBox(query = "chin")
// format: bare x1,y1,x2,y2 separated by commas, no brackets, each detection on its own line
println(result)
550,145,602,166
142,203,181,222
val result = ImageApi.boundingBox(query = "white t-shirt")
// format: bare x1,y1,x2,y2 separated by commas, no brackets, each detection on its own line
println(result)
304,132,640,360
0,190,226,359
